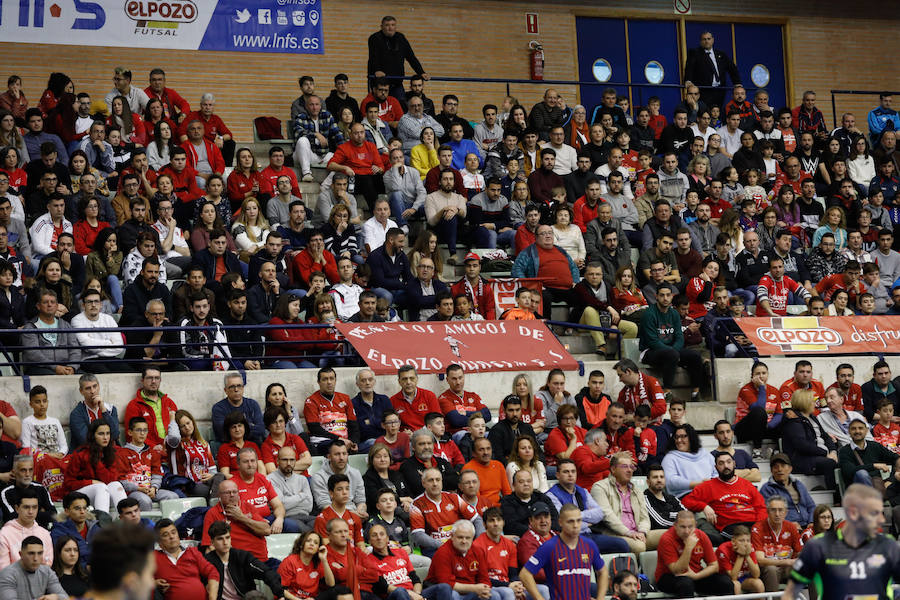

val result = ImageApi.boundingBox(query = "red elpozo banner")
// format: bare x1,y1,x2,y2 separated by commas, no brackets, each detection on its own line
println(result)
735,316,900,355
334,320,579,375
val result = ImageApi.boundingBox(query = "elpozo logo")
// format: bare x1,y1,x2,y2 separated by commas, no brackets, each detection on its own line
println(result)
126,0,198,36
755,317,842,352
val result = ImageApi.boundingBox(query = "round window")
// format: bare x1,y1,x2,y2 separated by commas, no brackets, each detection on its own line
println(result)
592,58,612,83
751,64,770,88
644,61,665,85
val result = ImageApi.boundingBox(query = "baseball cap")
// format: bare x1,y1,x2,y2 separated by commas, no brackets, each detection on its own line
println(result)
463,252,480,263
530,502,551,517
770,453,791,467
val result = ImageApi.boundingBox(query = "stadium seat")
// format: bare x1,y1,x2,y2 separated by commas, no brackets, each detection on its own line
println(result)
256,579,275,600
348,453,368,473
415,565,429,584
308,455,326,475
639,550,658,585
159,497,207,521
268,533,300,560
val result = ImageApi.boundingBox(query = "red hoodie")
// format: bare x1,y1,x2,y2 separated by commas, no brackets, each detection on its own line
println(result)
681,476,768,530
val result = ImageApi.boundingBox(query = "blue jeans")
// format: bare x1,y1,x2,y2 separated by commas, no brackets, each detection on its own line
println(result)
854,470,875,487
732,288,755,306
433,216,461,253
264,514,301,533
106,274,123,309
372,288,407,307
272,359,318,369
586,532,631,553
392,584,452,600
473,226,517,249
453,591,501,600
388,192,424,227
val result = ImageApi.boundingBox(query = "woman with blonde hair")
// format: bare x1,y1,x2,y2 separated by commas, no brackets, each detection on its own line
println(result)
781,388,837,489
717,208,744,253
813,205,848,250
501,373,546,435
231,196,269,257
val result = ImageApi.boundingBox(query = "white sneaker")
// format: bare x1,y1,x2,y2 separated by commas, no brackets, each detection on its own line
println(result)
301,172,314,182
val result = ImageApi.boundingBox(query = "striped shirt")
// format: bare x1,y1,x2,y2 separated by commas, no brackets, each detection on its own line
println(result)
524,535,603,600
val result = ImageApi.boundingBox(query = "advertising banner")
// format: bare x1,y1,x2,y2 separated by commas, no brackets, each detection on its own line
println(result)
734,315,900,355
334,320,579,375
0,0,324,54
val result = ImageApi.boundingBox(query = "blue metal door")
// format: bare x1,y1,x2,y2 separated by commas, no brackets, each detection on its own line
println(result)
626,20,681,114
575,17,628,121
733,24,787,111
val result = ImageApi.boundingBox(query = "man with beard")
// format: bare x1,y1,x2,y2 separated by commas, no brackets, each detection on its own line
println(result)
681,453,767,546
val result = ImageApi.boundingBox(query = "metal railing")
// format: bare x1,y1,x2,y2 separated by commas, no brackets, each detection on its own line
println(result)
378,74,766,114
0,322,356,390
830,88,900,129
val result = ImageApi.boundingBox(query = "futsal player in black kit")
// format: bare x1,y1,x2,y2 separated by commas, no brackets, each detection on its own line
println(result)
785,484,900,600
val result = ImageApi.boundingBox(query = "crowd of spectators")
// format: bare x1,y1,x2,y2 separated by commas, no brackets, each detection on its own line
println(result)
0,15,899,600
0,356,885,599
2,28,899,372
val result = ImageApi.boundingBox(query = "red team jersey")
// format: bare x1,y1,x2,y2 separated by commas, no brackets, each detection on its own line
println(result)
873,422,900,453
279,553,326,598
755,274,804,316
235,472,277,517
389,389,441,431
617,373,667,423
716,540,759,578
735,383,782,425
472,532,517,583
315,506,364,546
304,391,356,439
409,492,478,542
751,519,802,560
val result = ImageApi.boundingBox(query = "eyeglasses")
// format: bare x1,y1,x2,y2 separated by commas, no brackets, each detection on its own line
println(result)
226,384,244,390
673,434,689,440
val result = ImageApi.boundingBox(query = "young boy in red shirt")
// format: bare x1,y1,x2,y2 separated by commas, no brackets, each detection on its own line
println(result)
872,397,900,453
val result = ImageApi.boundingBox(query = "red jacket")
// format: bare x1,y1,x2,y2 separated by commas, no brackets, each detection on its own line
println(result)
427,541,490,587
681,476,768,531
182,139,225,175
159,164,203,204
106,113,147,146
329,140,389,176
291,248,339,287
597,421,637,461
64,446,122,492
572,196,600,232
226,170,267,205
143,86,191,121
123,389,178,448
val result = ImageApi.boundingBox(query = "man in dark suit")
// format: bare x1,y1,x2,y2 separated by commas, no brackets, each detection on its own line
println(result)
683,31,741,111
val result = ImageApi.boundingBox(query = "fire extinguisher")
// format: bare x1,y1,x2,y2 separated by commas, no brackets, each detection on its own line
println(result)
529,41,544,81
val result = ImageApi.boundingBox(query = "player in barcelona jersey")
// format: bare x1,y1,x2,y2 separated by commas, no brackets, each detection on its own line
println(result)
784,484,900,600
521,504,609,600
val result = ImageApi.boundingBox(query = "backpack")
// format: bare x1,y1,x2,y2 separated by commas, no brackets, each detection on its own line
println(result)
174,506,210,540
609,554,657,595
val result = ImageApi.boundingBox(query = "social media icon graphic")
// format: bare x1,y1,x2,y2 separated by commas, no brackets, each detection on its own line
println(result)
309,10,319,26
277,10,288,25
292,10,305,26
258,9,271,25
234,9,251,23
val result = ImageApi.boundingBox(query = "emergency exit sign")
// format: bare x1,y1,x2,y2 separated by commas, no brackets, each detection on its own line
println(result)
526,13,539,34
